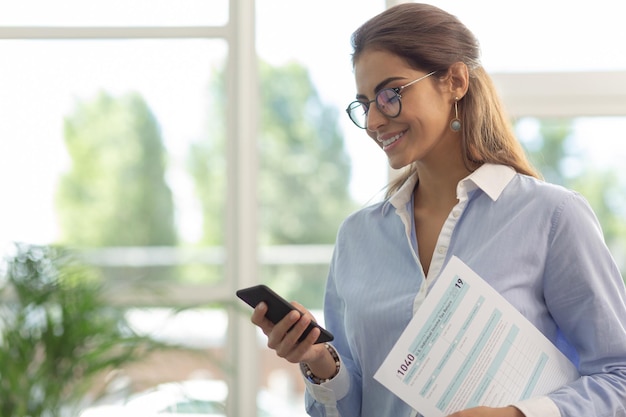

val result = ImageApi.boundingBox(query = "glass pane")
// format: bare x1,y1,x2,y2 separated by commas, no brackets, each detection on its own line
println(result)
0,0,228,26
75,307,230,415
256,0,388,210
261,264,330,310
423,0,626,72
516,116,626,275
0,38,228,284
253,1,385,414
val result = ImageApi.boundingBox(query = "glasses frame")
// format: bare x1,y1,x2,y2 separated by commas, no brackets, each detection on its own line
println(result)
345,71,436,129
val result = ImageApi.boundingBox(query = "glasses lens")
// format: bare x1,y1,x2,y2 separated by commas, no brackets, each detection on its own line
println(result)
376,89,401,117
347,101,368,128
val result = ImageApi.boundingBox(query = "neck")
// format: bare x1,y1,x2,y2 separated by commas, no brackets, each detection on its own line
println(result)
413,161,471,208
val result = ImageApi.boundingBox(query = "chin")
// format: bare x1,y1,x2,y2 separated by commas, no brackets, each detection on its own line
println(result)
388,161,411,171
387,154,413,169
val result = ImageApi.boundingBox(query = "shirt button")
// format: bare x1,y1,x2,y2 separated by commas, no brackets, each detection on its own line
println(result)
437,246,446,254
452,210,460,218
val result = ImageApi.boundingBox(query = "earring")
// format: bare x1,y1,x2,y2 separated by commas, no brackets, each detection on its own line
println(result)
450,97,461,132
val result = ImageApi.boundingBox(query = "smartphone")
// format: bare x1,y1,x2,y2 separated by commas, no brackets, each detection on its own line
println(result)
236,284,334,344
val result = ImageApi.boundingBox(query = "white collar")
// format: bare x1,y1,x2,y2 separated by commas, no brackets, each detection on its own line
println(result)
457,163,516,202
383,163,517,213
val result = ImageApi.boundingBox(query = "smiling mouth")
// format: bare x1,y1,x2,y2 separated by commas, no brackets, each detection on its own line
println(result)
380,131,404,148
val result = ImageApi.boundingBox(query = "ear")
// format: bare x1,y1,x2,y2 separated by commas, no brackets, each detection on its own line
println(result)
446,62,469,100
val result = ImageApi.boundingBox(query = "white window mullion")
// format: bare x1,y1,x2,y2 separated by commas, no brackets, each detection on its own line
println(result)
225,0,260,416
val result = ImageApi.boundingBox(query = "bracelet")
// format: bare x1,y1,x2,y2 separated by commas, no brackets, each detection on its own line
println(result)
301,343,341,384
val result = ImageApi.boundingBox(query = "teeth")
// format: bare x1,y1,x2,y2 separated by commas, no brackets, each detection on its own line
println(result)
382,132,403,147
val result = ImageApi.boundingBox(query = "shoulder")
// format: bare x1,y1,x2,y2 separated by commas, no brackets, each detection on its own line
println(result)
334,199,397,242
511,173,583,205
340,200,387,228
511,174,600,231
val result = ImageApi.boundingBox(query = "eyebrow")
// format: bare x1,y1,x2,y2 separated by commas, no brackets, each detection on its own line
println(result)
355,76,406,101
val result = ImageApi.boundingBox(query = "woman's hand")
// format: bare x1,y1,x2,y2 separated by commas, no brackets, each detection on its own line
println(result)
447,406,524,417
251,300,329,366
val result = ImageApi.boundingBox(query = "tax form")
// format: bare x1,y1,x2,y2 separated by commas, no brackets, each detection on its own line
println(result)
374,256,579,417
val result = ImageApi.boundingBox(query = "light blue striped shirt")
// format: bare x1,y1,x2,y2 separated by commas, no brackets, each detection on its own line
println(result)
304,164,626,417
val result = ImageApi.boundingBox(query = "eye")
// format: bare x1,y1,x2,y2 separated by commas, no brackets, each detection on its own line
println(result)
376,89,400,110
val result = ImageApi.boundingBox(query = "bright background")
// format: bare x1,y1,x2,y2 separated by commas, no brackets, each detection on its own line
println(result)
2,0,626,245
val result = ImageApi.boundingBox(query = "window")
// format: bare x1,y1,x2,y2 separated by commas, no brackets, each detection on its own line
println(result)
2,1,625,416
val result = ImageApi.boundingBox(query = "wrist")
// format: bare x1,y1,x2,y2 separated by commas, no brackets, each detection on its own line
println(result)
301,343,340,384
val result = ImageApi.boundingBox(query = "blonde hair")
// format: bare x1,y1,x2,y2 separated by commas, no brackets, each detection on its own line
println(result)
350,3,540,197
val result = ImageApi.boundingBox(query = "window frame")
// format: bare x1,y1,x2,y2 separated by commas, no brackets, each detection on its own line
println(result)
0,2,260,416
3,1,626,416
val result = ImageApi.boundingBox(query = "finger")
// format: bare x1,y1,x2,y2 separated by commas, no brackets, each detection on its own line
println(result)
251,302,272,328
285,326,320,363
291,301,313,317
291,301,316,321
291,300,307,311
267,309,300,349
251,302,280,341
273,313,314,359
283,312,314,345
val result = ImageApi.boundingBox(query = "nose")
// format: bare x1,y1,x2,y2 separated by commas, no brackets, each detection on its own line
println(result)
365,104,388,132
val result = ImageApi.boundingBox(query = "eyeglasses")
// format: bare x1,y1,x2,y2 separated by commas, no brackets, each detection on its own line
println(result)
345,71,436,129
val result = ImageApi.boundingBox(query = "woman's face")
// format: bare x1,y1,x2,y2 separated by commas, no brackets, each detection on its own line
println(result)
353,49,458,170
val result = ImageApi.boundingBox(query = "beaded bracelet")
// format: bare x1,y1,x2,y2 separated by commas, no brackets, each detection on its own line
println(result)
301,343,341,384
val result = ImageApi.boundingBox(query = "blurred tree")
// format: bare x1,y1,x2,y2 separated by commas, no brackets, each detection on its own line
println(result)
523,118,573,185
258,61,356,245
570,171,626,247
56,91,176,247
189,61,357,305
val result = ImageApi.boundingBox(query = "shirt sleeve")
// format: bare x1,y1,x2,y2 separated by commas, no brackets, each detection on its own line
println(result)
300,353,350,417
512,396,561,417
541,192,626,416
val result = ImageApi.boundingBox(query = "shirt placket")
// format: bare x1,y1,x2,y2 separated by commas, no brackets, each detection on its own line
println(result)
416,186,470,313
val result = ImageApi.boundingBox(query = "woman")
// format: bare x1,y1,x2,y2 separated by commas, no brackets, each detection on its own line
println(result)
251,3,626,417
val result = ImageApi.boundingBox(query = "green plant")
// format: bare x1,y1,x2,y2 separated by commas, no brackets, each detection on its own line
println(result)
0,243,169,417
